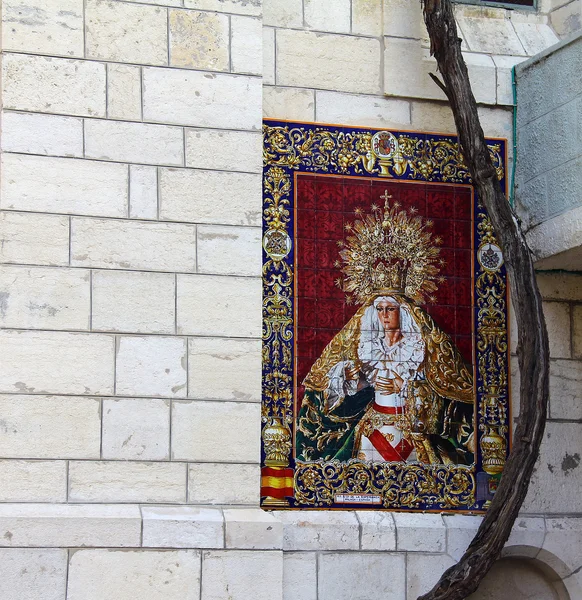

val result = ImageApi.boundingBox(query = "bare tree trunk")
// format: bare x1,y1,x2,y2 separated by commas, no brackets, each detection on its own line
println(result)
417,1,551,599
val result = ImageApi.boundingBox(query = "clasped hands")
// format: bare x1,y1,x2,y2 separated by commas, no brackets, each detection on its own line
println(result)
344,363,403,394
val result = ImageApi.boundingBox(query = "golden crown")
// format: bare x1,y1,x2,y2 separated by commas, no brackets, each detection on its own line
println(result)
335,191,445,305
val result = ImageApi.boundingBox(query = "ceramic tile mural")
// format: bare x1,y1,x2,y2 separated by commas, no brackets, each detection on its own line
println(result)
261,121,510,512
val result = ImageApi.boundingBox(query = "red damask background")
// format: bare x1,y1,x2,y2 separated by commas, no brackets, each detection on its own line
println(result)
294,174,474,399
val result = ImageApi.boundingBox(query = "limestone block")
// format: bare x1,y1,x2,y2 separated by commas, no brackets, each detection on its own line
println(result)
383,0,424,39
502,516,546,558
86,0,167,65
278,512,359,551
493,55,527,106
1,154,127,218
201,550,282,600
263,27,275,85
352,0,382,36
463,52,498,105
71,218,196,272
0,548,67,600
304,0,350,34
523,422,582,513
185,129,261,173
1,112,83,157
393,513,446,552
0,265,90,330
169,9,229,71
357,511,396,551
67,549,201,600
538,272,582,301
549,359,582,420
539,517,582,577
456,16,526,55
318,553,406,600
129,165,158,220
443,514,483,561
0,331,114,395
183,0,260,15
263,86,315,121
107,64,142,121
277,30,381,95
3,54,106,117
407,553,456,599
224,508,282,549
85,119,183,166
263,0,302,27
283,553,317,600
574,305,582,359
188,463,259,505
188,337,261,402
143,68,261,130
0,504,141,547
543,301,571,358
197,225,261,277
160,169,261,226
3,0,83,57
0,212,69,267
172,400,260,462
177,274,261,337
550,1,582,37
142,506,224,548
231,16,262,75
477,105,513,141
513,22,560,55
0,460,66,502
69,461,186,503
0,395,100,459
116,336,187,397
102,398,171,460
92,270,175,334
316,91,411,129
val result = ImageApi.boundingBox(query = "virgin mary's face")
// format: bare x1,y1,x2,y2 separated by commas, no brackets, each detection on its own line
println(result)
376,301,400,331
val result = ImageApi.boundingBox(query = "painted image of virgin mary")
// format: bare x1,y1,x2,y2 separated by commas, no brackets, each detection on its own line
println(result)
296,200,475,465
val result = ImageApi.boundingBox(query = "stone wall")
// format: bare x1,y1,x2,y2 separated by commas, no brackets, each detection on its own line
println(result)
0,0,580,598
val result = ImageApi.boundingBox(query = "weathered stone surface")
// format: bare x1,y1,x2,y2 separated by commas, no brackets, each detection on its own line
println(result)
393,513,446,552
352,0,383,36
457,15,526,55
574,305,582,359
69,461,186,503
0,548,67,600
513,22,559,56
85,119,184,166
231,16,262,75
0,395,101,459
0,331,114,395
278,512,359,551
407,554,456,598
67,549,200,600
538,272,582,301
102,398,171,460
86,0,167,65
539,517,582,577
169,9,229,71
263,86,315,121
549,359,582,420
107,64,142,121
263,27,275,85
188,337,261,402
3,0,83,57
283,553,317,600
503,516,546,558
185,129,261,173
443,514,483,561
188,463,259,505
0,460,66,502
177,274,261,337
1,154,127,218
197,225,261,276
543,301,571,358
201,550,282,600
3,54,106,117
183,0,260,15
224,508,282,549
1,112,83,157
143,68,261,129
277,30,381,94
172,400,260,462
319,553,406,600
463,52,497,105
0,504,141,547
129,165,158,220
0,212,69,267
493,55,527,106
316,91,411,129
304,0,350,33
71,218,196,272
0,265,90,330
142,506,223,548
92,270,175,334
550,1,582,38
116,336,187,398
160,168,261,226
383,0,423,39
263,0,302,28
357,511,396,551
